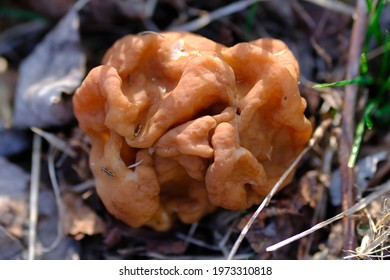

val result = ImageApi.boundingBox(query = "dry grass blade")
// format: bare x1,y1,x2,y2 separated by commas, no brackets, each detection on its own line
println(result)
303,0,354,15
356,229,389,255
267,179,390,252
169,0,354,33
227,119,332,260
0,57,13,128
346,199,390,259
39,147,64,253
144,252,251,260
176,232,221,251
31,127,76,158
28,133,42,260
169,0,267,32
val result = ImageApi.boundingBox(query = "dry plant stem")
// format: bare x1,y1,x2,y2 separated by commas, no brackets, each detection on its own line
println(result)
339,0,367,253
31,127,77,158
40,147,64,253
291,0,316,30
169,0,266,32
227,119,332,260
219,224,236,258
267,179,390,252
182,222,199,248
144,252,251,260
169,0,354,32
28,133,42,260
176,233,221,251
304,0,354,15
300,143,334,257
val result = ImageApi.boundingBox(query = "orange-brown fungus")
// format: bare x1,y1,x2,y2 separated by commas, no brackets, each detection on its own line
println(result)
73,32,312,231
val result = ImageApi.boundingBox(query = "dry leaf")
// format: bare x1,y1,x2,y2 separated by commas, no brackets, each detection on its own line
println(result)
13,0,86,128
62,192,106,239
0,157,30,237
0,226,24,259
330,150,389,206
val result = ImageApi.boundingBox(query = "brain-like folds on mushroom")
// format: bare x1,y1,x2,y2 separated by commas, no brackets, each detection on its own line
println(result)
73,32,312,231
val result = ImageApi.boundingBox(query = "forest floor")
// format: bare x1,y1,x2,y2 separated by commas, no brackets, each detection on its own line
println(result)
0,0,389,260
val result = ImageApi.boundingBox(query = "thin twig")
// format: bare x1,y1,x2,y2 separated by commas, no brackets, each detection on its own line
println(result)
168,0,354,32
168,0,267,32
176,232,221,251
144,251,251,260
266,179,390,252
303,0,354,15
183,222,199,248
301,137,335,257
339,0,367,253
227,119,332,260
40,147,64,253
28,133,42,260
219,222,237,258
69,180,95,193
31,127,77,158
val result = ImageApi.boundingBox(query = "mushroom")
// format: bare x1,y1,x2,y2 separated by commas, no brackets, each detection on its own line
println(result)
73,32,312,231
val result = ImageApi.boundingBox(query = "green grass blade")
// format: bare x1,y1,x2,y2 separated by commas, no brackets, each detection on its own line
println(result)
374,103,390,121
0,6,46,21
363,100,377,129
379,31,390,80
244,3,259,37
348,117,366,168
365,0,373,12
313,76,374,88
383,75,390,90
345,0,389,168
360,52,369,75
366,0,385,45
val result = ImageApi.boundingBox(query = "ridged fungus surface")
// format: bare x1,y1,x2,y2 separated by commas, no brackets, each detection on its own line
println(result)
73,32,312,231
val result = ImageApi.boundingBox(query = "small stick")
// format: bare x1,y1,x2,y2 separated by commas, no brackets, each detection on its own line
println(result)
31,127,77,158
339,0,367,253
28,133,42,260
169,0,265,32
40,147,64,253
303,0,354,15
169,0,353,32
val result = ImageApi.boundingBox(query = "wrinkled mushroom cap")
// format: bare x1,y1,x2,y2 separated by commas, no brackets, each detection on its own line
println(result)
73,32,312,231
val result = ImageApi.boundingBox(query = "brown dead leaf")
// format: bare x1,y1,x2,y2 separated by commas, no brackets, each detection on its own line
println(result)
236,182,318,259
0,225,24,259
299,170,321,208
13,0,86,128
238,210,311,259
312,222,343,259
0,157,29,237
61,192,106,239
